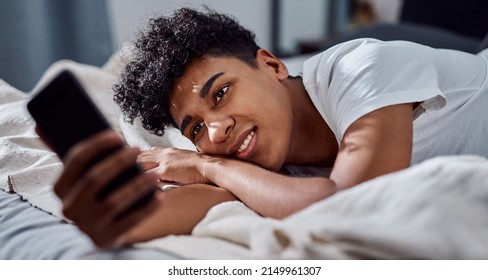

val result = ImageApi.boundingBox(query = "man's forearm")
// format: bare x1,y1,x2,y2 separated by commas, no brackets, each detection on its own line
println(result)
122,184,237,244
202,159,337,219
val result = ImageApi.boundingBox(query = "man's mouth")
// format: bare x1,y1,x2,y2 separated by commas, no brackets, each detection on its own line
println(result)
237,130,255,153
235,130,256,160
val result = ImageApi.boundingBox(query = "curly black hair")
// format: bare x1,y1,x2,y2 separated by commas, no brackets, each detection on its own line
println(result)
113,7,260,136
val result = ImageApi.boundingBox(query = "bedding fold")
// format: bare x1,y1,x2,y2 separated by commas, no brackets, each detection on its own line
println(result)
184,156,488,259
138,155,488,259
0,79,63,216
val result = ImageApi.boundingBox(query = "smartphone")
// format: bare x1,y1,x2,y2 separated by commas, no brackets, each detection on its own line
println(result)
27,70,154,210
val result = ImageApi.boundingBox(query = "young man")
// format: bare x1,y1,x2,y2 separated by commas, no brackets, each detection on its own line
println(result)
50,8,488,247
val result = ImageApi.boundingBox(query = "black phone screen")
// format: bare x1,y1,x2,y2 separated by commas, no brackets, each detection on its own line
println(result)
27,70,154,206
27,70,110,159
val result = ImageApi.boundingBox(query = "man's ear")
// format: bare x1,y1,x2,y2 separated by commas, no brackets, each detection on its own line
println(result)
255,49,289,80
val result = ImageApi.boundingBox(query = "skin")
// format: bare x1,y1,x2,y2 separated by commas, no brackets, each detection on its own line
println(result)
44,48,414,248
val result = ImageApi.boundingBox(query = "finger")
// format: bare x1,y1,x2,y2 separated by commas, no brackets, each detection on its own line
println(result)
91,189,161,248
63,147,141,213
137,150,164,161
137,161,159,171
140,146,181,156
150,165,170,182
54,130,123,199
63,175,159,249
152,166,192,185
109,195,161,247
97,172,158,223
34,125,55,150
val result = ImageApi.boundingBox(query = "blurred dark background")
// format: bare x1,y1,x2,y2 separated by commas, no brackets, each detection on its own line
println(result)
400,0,488,39
0,0,113,92
293,0,488,55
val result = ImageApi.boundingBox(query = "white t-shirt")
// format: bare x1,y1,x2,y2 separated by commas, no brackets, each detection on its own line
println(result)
302,38,488,165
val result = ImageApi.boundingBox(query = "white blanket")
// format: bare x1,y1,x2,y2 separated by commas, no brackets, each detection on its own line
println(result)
1,55,487,259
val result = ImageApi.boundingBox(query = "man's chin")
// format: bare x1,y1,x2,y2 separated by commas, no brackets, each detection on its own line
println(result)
256,157,285,172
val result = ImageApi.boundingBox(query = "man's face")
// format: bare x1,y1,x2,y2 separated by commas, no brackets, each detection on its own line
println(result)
169,50,294,171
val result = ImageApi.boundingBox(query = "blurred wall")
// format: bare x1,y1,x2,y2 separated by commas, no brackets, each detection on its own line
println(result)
105,0,273,50
0,0,113,92
0,0,353,91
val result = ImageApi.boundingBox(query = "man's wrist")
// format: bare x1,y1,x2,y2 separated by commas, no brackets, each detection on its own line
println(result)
196,154,223,184
197,154,240,187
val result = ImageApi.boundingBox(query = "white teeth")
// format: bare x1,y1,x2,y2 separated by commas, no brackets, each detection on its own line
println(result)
237,131,255,153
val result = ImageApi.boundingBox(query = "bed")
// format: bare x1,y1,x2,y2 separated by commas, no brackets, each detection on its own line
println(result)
1,47,488,260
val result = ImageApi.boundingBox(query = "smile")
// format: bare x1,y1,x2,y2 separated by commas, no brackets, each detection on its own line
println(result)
237,131,255,153
235,130,257,160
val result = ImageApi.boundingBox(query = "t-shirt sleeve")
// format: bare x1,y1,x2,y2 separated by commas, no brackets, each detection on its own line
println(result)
310,39,447,142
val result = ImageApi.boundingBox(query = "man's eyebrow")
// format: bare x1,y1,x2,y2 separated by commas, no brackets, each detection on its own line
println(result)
179,72,224,134
179,115,192,135
200,72,224,98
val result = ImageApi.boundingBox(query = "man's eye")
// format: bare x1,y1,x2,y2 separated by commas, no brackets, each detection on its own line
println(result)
215,86,229,103
191,121,205,137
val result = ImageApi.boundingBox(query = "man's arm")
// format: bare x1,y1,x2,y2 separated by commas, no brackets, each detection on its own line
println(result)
202,159,337,219
329,103,413,188
122,184,236,244
137,103,413,220
195,104,414,218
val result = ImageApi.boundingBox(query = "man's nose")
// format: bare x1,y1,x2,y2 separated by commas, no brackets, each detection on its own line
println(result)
207,115,234,143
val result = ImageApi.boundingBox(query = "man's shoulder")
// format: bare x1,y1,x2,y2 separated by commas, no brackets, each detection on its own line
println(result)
307,38,382,61
302,39,383,86
305,38,423,66
303,38,427,82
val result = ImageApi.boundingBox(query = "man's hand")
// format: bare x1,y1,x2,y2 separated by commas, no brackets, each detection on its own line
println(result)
52,131,160,248
137,147,217,185
138,147,336,219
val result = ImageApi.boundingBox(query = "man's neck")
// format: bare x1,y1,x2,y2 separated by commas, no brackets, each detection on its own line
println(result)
284,77,337,167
